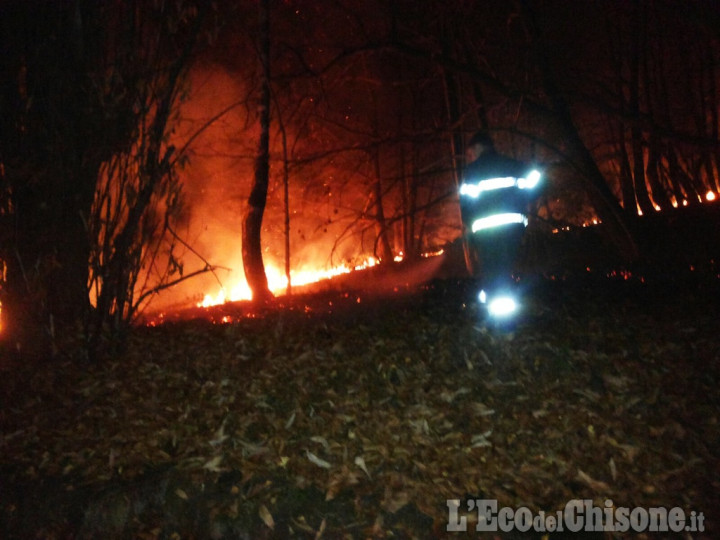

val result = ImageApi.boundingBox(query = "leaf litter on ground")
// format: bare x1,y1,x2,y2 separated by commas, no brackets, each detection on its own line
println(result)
0,277,719,537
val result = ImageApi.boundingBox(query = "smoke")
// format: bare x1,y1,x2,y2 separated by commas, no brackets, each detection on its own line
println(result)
146,65,369,311
144,65,253,309
142,62,461,314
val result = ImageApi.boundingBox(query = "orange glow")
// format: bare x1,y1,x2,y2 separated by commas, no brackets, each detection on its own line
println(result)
707,190,717,202
198,257,379,307
422,248,444,258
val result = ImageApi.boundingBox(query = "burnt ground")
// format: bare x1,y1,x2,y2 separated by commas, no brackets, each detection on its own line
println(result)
1,267,719,539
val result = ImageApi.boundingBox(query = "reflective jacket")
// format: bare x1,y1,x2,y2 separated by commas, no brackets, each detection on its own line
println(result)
459,151,540,234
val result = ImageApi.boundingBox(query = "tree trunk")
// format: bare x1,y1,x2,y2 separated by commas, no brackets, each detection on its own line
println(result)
372,148,394,262
616,128,638,213
0,1,101,357
408,145,421,257
645,132,671,210
700,44,720,193
606,18,637,215
629,0,654,215
520,0,638,261
280,119,291,296
439,17,464,190
242,0,273,302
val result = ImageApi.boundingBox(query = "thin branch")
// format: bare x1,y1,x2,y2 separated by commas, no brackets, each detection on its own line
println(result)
166,223,225,290
134,264,217,306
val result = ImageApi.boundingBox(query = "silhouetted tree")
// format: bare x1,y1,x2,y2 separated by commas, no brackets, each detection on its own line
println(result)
0,0,211,358
242,0,274,302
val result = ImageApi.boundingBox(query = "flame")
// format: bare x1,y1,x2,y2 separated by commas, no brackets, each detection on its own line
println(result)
707,190,717,202
198,256,380,307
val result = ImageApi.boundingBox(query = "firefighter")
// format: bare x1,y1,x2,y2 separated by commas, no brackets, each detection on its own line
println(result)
459,131,541,318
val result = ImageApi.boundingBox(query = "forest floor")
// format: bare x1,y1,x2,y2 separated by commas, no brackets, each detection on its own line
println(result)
1,270,719,539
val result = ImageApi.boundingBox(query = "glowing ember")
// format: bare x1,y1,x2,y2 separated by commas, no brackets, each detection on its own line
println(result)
421,248,444,258
707,191,717,202
198,257,379,307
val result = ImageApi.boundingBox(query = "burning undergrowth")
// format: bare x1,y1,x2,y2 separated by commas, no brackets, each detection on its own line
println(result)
1,272,719,538
140,250,450,327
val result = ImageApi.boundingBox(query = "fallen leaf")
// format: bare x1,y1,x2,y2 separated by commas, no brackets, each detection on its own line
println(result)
471,402,496,416
259,504,275,529
315,517,326,539
471,430,493,448
306,450,331,469
354,455,371,479
439,387,470,403
238,439,269,457
576,468,611,492
209,421,228,447
202,455,223,472
381,490,409,513
602,374,631,391
309,435,330,450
